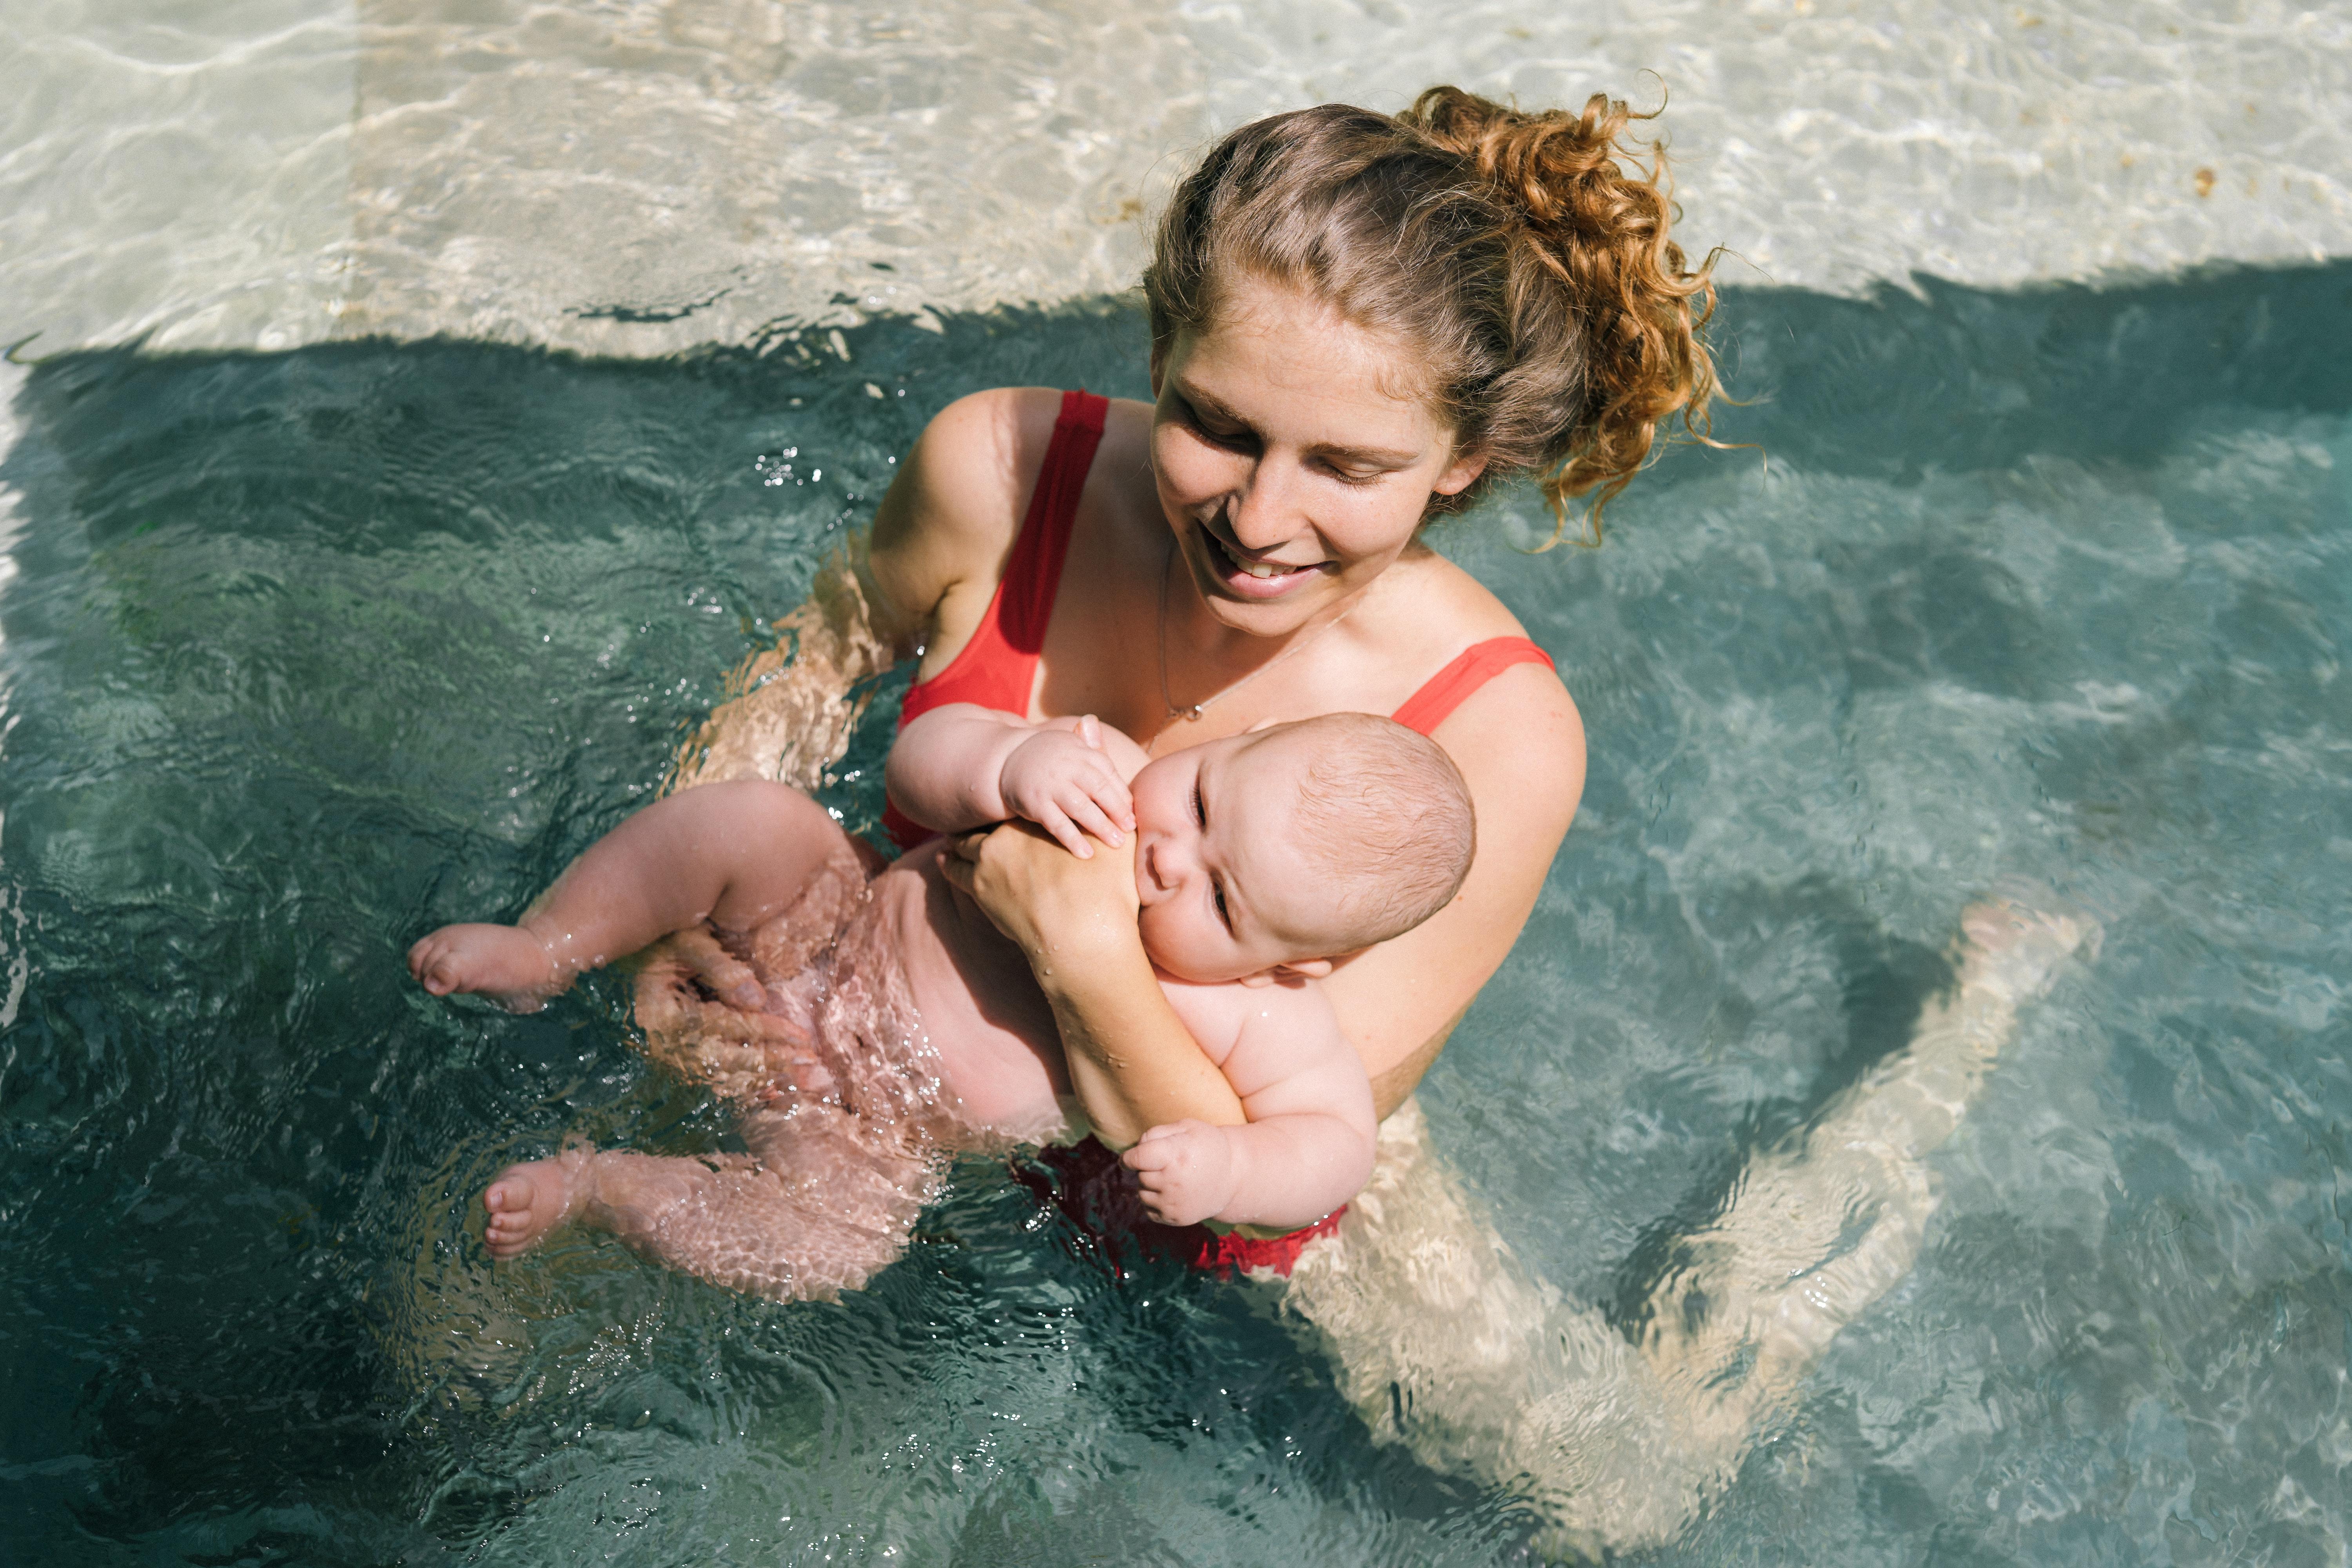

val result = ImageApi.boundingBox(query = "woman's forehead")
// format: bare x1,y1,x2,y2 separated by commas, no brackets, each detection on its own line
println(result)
1178,275,1441,428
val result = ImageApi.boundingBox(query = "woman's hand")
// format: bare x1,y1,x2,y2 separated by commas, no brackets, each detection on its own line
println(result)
630,929,816,1107
939,818,1142,967
941,819,1243,1144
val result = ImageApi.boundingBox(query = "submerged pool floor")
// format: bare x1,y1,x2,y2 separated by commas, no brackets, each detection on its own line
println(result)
2,265,2348,1564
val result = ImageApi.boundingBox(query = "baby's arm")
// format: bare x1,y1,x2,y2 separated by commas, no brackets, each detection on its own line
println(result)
408,780,840,1009
1122,982,1378,1230
885,702,1142,857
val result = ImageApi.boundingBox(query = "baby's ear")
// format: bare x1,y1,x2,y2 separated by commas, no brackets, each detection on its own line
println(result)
1273,957,1334,980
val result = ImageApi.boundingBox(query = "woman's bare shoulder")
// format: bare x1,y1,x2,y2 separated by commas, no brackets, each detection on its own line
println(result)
1340,542,1549,694
1386,542,1539,638
868,387,1068,622
1376,546,1583,812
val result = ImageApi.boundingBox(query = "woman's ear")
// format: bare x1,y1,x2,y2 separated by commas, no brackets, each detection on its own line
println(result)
1432,447,1488,497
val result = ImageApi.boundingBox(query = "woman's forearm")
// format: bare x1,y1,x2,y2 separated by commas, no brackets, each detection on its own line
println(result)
945,820,1242,1145
1040,931,1245,1147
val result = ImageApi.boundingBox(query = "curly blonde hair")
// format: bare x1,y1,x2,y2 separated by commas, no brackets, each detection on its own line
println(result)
1144,86,1722,543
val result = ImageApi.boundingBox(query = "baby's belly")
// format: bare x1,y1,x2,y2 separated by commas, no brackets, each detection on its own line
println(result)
873,849,1080,1145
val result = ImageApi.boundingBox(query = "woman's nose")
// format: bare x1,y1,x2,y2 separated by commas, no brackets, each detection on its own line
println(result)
1224,456,1305,552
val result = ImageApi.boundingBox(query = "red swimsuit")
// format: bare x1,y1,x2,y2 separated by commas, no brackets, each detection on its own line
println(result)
888,389,1554,1276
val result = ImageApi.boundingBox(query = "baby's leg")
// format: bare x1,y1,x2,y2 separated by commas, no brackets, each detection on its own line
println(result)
479,1103,945,1301
410,781,856,1009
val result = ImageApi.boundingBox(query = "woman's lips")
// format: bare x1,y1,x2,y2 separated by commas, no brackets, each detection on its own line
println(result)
1198,525,1325,600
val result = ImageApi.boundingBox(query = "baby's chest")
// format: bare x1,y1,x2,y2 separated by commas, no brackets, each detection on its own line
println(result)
1156,981,1301,1098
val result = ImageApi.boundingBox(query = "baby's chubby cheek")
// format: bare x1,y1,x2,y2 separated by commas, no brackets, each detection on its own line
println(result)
1134,902,1223,984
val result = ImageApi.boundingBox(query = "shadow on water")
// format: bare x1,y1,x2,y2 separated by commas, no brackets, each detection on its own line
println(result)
1701,260,2352,476
2,260,2348,1564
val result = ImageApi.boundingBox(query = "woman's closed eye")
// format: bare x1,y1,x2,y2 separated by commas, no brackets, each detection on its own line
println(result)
1176,394,1257,452
1319,458,1390,486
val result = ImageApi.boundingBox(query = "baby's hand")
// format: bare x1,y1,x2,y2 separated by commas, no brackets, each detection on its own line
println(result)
1122,1119,1240,1227
997,716,1134,858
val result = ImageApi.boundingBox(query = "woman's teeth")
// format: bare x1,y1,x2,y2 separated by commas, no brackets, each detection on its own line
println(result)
1208,530,1308,579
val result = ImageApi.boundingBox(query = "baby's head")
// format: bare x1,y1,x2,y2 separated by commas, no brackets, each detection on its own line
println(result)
1129,713,1476,984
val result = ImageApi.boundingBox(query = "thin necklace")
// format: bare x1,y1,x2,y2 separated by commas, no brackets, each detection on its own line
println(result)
1156,535,1356,724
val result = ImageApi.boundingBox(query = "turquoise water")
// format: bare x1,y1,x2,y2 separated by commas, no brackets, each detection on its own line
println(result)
2,266,2347,1563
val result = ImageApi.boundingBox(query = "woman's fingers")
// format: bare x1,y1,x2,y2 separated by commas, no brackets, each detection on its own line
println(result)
664,927,767,1011
933,818,1142,958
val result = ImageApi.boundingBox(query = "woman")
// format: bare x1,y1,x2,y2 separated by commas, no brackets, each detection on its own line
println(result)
652,88,2092,1552
869,86,1707,1220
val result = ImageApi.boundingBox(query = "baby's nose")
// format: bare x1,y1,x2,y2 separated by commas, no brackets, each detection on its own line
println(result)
1142,838,1190,900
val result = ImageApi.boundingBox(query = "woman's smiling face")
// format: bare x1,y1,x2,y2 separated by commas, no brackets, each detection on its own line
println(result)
1149,274,1486,637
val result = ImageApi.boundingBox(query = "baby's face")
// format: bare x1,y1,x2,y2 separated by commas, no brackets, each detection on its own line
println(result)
1129,727,1344,984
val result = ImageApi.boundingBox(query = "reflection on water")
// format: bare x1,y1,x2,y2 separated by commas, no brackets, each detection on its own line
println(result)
2,265,2348,1563
7,0,2350,356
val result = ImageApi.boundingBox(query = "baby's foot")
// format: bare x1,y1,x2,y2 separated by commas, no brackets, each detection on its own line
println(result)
481,1151,591,1260
1956,895,2102,1000
408,924,558,1011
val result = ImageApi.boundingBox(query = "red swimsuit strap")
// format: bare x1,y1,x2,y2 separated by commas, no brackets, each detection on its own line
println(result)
896,388,1107,728
1389,636,1556,736
884,390,1106,850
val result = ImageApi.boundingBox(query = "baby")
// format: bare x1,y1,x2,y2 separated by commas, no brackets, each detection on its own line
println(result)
408,704,1475,1300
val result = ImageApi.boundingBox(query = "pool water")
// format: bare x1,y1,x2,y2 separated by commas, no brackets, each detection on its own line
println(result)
2,264,2347,1563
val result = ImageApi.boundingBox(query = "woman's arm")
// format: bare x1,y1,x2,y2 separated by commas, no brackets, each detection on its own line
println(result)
946,662,1584,1135
942,824,1246,1145
873,389,1242,1143
865,388,1065,667
1122,982,1379,1228
1328,661,1586,1114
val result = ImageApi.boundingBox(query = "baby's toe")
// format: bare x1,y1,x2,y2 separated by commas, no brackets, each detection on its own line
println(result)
410,938,466,995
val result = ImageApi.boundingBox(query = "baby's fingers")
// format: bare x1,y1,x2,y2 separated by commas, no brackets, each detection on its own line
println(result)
1034,804,1094,860
1121,1139,1173,1172
1083,769,1136,834
1060,790,1127,850
1122,1121,1206,1169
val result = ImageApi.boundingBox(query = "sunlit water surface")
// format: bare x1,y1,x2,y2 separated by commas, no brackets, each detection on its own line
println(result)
3,268,2348,1564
